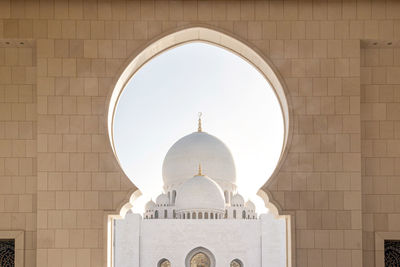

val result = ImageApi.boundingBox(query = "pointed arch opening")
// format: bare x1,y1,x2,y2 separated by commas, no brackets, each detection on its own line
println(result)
106,26,293,267
107,26,292,197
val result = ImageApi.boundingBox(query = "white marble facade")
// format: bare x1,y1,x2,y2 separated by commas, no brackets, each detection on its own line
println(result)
114,120,286,267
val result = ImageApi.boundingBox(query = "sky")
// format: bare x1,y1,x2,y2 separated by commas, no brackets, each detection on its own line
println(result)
113,42,284,214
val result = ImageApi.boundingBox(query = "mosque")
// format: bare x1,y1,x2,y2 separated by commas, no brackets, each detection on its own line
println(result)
114,116,286,267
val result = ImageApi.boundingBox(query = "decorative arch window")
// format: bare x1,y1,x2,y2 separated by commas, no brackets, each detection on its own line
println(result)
158,258,171,267
155,210,159,219
164,210,168,218
210,213,214,219
198,212,203,219
230,259,243,267
204,212,208,219
172,190,177,204
185,247,215,267
192,212,196,219
190,252,210,267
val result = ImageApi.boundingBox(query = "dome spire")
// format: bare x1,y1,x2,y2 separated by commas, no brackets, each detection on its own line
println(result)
197,112,202,132
197,163,203,176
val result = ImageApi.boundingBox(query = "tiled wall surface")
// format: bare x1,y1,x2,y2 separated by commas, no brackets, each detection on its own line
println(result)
0,0,400,266
361,46,400,267
0,45,36,264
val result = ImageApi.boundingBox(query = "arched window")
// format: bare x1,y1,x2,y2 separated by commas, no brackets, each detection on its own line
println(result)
242,210,246,219
155,210,159,219
190,252,210,267
192,212,196,219
210,213,214,219
172,190,177,204
182,213,185,219
185,247,215,267
230,259,243,267
198,212,203,219
233,210,236,219
187,213,190,219
158,258,171,267
164,210,168,218
204,212,208,219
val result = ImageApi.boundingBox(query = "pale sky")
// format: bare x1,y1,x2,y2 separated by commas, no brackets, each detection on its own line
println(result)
113,42,284,214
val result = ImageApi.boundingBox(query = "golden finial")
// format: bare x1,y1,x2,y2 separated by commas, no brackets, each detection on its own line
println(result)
197,163,203,176
198,112,202,132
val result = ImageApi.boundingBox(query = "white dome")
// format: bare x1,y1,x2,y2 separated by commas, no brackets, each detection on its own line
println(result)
175,174,225,212
156,194,169,206
245,200,255,210
231,194,245,206
145,200,155,210
162,131,236,188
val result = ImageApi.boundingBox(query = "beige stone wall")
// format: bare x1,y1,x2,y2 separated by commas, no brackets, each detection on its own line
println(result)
361,46,400,267
1,0,400,267
0,44,36,264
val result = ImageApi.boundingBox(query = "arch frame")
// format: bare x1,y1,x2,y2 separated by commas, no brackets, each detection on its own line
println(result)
105,24,294,212
105,24,295,267
185,246,216,267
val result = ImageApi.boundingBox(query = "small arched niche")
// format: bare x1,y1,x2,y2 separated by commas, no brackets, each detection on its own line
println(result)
158,258,171,267
231,259,244,267
106,26,293,267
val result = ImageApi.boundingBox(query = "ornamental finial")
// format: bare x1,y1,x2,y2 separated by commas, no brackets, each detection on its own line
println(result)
198,163,203,176
198,112,202,132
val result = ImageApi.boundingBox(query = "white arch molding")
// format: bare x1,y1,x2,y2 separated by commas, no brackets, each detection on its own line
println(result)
105,25,294,267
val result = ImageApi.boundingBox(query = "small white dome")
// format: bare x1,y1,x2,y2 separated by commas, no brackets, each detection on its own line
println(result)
156,194,169,206
231,194,245,206
245,200,255,210
145,200,156,210
175,174,225,212
162,131,236,188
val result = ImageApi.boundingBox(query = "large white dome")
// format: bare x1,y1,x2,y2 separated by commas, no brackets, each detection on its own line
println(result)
162,131,236,188
175,174,225,212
